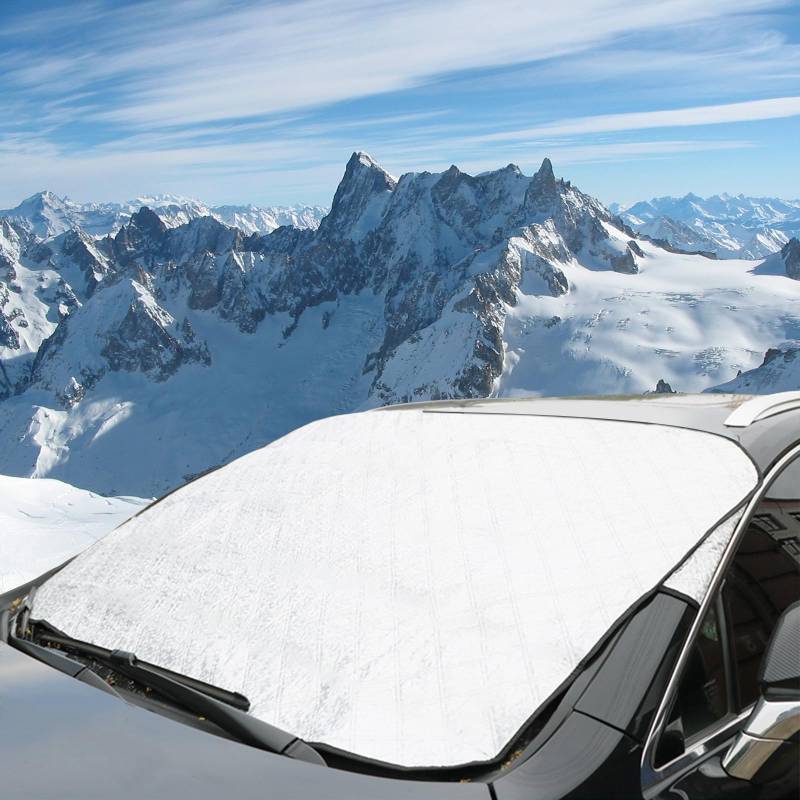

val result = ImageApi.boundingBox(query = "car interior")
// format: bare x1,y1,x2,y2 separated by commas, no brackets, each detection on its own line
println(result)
656,492,800,767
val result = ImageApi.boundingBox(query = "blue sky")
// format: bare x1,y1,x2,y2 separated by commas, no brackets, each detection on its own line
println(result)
1,0,799,208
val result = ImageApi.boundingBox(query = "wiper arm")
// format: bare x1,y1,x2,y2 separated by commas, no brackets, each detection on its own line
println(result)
10,617,325,766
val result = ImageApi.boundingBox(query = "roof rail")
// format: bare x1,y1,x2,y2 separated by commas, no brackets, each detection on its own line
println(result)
724,391,800,428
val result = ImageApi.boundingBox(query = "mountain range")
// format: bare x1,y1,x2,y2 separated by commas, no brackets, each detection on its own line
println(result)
611,193,800,259
8,186,796,261
0,191,327,239
1,153,799,497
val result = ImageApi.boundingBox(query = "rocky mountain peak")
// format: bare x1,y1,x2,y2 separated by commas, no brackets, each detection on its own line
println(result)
532,158,557,193
339,151,396,187
57,229,109,279
128,206,168,237
320,151,397,237
536,157,555,181
352,150,380,169
431,164,472,200
523,157,561,211
0,191,78,238
23,190,63,210
111,206,168,266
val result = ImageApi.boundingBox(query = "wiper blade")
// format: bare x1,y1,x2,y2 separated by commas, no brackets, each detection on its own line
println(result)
38,628,250,710
12,618,325,766
106,648,326,765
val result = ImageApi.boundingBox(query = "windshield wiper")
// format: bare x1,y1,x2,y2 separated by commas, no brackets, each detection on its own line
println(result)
9,615,325,766
36,626,251,709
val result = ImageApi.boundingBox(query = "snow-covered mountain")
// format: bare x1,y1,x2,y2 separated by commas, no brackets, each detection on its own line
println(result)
2,153,799,497
611,193,800,259
0,192,327,238
0,474,147,592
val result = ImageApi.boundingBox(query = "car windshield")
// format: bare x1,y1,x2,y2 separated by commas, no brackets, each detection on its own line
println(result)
28,410,758,768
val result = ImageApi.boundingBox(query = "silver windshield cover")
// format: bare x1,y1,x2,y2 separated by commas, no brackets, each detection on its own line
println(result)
32,410,758,767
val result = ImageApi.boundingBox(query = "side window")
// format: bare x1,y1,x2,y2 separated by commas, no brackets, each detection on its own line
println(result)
723,501,800,709
656,461,800,766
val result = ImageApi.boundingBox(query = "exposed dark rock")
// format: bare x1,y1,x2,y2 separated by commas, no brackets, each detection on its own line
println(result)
183,252,222,310
0,311,20,349
763,344,797,366
529,157,557,197
782,238,800,279
112,206,168,266
628,239,645,258
101,295,210,381
57,377,87,408
654,379,676,394
610,244,640,274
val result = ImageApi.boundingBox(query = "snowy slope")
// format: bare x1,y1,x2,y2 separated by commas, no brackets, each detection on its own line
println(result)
0,474,148,593
1,154,799,497
613,193,800,259
0,192,327,238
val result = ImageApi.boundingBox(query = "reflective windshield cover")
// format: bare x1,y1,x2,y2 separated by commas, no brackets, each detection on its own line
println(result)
32,409,758,767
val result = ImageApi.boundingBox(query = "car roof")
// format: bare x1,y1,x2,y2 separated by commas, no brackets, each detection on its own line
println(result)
381,392,800,476
32,403,760,768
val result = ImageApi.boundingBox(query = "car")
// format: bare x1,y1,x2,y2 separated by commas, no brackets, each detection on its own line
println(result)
1,392,798,800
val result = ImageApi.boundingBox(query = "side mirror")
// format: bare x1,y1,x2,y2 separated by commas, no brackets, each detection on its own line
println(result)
723,601,800,781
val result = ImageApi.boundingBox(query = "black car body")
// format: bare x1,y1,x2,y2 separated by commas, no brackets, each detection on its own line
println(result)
1,393,799,799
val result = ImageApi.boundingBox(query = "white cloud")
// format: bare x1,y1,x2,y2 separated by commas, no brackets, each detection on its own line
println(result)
475,97,800,141
5,0,787,127
0,0,796,204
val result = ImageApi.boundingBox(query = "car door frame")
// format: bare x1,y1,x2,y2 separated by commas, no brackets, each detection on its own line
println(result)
640,440,800,797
